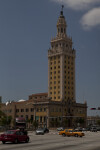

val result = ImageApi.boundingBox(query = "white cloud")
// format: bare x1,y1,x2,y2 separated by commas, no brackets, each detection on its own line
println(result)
51,0,100,10
80,7,100,30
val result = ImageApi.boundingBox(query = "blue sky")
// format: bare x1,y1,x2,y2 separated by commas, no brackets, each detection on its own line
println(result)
0,0,100,116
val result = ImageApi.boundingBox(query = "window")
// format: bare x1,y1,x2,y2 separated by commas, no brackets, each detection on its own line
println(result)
26,109,29,112
58,71,60,73
31,115,33,121
56,44,58,47
44,108,46,112
58,76,60,78
54,76,56,79
58,66,60,68
56,108,58,112
61,28,63,33
54,81,56,84
30,108,34,112
59,108,61,112
26,115,28,120
21,109,24,112
40,116,42,123
16,109,19,112
36,108,39,112
40,108,42,112
44,116,46,122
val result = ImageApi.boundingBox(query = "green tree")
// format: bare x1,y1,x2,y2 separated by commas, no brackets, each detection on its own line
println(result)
62,119,68,127
97,120,100,126
33,120,38,130
75,118,84,126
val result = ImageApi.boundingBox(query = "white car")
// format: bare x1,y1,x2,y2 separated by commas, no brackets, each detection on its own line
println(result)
57,127,65,131
36,128,44,135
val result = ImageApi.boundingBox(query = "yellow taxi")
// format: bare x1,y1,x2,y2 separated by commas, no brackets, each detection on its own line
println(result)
59,129,85,137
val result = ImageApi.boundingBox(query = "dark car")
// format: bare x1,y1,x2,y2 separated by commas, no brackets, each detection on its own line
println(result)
90,127,97,132
0,130,29,144
43,127,49,133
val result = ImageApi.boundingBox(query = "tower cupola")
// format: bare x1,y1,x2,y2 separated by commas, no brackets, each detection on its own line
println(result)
56,5,67,37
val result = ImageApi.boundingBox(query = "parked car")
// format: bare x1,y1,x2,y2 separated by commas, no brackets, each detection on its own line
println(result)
36,128,44,135
43,127,49,133
59,129,85,137
36,128,49,135
57,127,65,131
90,127,97,132
74,127,83,132
0,130,29,144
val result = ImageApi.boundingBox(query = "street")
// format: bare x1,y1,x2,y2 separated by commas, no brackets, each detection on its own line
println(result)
0,131,100,150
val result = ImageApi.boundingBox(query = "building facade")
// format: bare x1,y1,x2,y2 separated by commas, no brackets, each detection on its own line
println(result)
0,8,87,129
48,9,75,102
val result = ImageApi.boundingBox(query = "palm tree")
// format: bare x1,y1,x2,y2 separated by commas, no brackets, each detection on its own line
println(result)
33,120,38,130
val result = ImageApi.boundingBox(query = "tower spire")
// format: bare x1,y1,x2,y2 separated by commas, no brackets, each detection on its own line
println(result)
62,5,64,11
60,5,64,16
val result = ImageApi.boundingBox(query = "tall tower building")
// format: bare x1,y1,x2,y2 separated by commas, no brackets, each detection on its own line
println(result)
48,7,76,102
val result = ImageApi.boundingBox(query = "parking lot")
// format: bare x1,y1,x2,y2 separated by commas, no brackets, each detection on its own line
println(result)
0,130,100,150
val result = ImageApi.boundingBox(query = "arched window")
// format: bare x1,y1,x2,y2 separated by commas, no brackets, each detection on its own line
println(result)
61,28,63,33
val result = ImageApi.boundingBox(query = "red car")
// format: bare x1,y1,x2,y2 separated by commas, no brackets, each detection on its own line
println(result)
0,130,29,144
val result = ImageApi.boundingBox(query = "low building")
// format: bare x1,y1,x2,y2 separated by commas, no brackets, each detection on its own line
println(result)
1,93,87,128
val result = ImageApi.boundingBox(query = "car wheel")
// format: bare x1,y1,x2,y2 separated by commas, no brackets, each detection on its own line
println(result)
75,134,78,137
26,138,29,143
62,133,66,137
80,136,82,137
2,141,5,144
14,139,18,144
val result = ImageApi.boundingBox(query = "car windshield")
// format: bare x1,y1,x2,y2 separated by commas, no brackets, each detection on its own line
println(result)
4,131,15,135
37,128,43,131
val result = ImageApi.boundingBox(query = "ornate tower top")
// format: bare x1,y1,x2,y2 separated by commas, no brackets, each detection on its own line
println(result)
56,5,67,38
60,5,64,18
